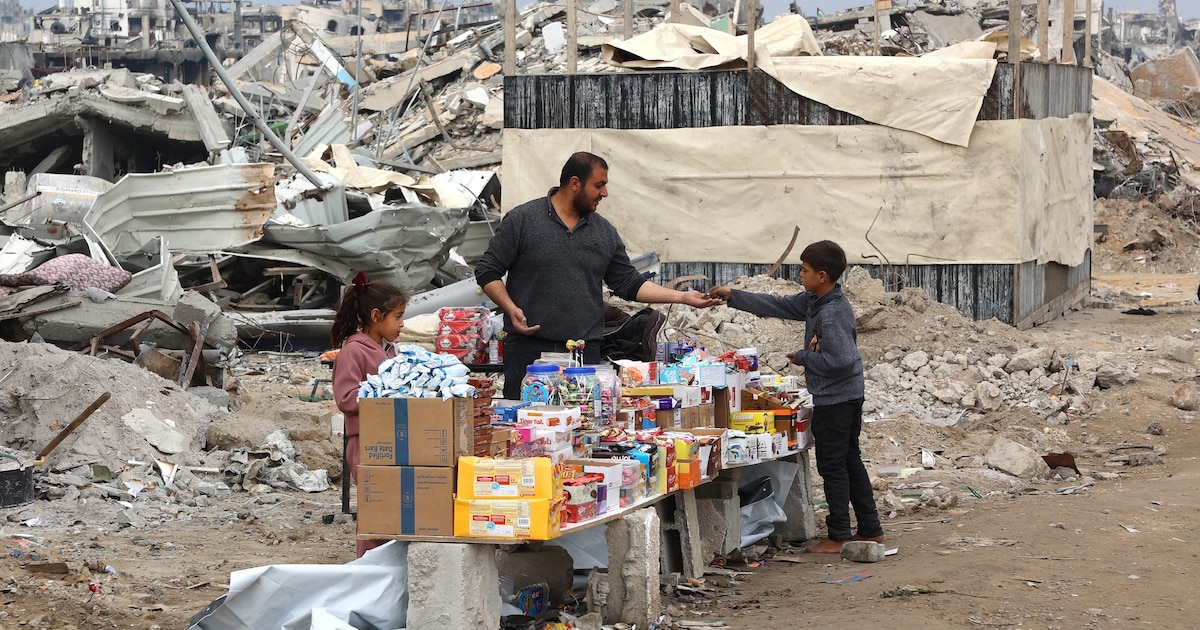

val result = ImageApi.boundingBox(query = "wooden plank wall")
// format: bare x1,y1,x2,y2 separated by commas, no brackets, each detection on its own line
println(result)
505,63,1092,129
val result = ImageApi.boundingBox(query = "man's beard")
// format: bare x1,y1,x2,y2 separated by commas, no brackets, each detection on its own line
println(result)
572,189,597,216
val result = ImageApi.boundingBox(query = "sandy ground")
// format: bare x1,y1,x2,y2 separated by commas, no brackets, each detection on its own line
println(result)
683,303,1200,629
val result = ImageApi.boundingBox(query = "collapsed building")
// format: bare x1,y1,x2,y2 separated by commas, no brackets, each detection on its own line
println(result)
0,0,1190,363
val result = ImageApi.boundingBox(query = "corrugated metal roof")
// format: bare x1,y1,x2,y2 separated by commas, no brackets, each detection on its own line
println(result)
83,163,277,259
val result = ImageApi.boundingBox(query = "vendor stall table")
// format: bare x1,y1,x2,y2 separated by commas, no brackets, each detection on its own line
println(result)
360,447,816,628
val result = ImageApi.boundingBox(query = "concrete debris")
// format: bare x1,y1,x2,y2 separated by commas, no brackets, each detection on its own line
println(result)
840,541,885,563
986,437,1052,480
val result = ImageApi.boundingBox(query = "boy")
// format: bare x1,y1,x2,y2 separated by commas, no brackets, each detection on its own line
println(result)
707,240,884,553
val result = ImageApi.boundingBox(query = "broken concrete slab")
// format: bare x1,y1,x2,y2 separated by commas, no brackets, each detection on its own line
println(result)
986,437,1050,480
1130,47,1200,101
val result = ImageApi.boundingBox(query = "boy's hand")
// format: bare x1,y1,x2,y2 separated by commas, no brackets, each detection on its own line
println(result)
705,286,731,302
809,335,821,353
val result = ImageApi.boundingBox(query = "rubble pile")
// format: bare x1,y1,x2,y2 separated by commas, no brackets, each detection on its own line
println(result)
0,339,339,529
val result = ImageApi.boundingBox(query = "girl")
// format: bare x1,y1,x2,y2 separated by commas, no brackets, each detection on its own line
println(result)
331,272,408,558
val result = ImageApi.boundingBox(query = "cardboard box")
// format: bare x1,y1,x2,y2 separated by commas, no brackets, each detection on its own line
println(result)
677,458,701,489
655,407,682,429
457,456,563,499
684,428,725,474
581,460,623,515
730,411,773,434
359,397,473,466
681,404,715,429
695,364,727,387
357,466,454,536
518,405,582,427
454,497,562,540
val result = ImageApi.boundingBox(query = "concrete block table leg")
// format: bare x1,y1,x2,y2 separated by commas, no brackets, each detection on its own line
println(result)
694,467,741,558
406,542,500,628
605,508,661,627
776,450,818,543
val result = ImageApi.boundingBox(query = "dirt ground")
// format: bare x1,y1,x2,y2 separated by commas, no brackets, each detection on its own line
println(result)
3,235,1200,629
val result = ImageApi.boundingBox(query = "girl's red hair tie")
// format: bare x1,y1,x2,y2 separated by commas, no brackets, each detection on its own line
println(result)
352,271,367,295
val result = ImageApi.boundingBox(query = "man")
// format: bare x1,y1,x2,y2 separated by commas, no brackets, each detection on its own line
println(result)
476,152,721,400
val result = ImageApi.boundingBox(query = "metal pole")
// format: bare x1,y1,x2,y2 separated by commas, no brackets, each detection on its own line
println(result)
351,0,364,142
374,1,449,160
165,0,328,191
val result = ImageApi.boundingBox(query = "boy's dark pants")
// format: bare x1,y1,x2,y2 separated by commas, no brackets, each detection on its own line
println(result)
811,398,884,541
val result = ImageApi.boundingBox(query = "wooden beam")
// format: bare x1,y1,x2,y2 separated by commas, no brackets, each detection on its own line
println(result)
1009,0,1022,118
1084,0,1093,66
1061,0,1076,64
624,0,633,39
873,0,881,56
670,0,679,23
503,0,516,75
567,0,578,73
746,0,757,70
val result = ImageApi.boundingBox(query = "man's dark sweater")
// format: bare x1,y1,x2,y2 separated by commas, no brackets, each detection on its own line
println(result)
727,285,864,406
475,190,646,342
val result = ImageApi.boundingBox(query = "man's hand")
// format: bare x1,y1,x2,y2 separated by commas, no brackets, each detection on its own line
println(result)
809,335,821,353
508,307,541,335
681,289,724,309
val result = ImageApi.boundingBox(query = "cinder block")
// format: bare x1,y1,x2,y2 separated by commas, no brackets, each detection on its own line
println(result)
407,542,500,627
840,541,885,563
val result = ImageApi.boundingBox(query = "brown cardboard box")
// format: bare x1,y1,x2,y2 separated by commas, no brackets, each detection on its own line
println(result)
357,466,455,536
359,397,473,466
655,408,682,430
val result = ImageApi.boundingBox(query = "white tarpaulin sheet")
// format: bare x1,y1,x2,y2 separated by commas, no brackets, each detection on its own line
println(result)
188,540,408,630
601,15,820,70
763,55,996,147
502,113,1092,267
603,23,996,147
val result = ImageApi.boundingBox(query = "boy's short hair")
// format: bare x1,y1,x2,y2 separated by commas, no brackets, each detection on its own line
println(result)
800,240,847,283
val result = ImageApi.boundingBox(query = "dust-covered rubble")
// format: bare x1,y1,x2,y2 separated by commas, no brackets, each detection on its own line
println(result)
0,340,338,531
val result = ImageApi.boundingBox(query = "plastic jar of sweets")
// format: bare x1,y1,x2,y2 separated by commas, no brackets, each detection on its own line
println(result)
559,366,600,424
521,363,561,404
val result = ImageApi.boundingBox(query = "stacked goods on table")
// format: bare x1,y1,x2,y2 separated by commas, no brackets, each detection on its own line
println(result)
356,332,814,541
435,307,494,365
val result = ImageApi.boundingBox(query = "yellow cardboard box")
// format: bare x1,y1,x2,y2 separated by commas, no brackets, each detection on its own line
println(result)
457,456,563,500
453,497,563,540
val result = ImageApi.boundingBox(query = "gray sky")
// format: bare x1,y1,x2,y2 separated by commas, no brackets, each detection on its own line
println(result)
19,0,1199,21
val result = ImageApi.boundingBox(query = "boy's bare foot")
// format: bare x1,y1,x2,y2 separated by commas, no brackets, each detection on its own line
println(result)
852,534,885,543
803,538,848,554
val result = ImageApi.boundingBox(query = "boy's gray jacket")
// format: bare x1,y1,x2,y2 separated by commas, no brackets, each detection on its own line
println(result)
727,286,865,406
